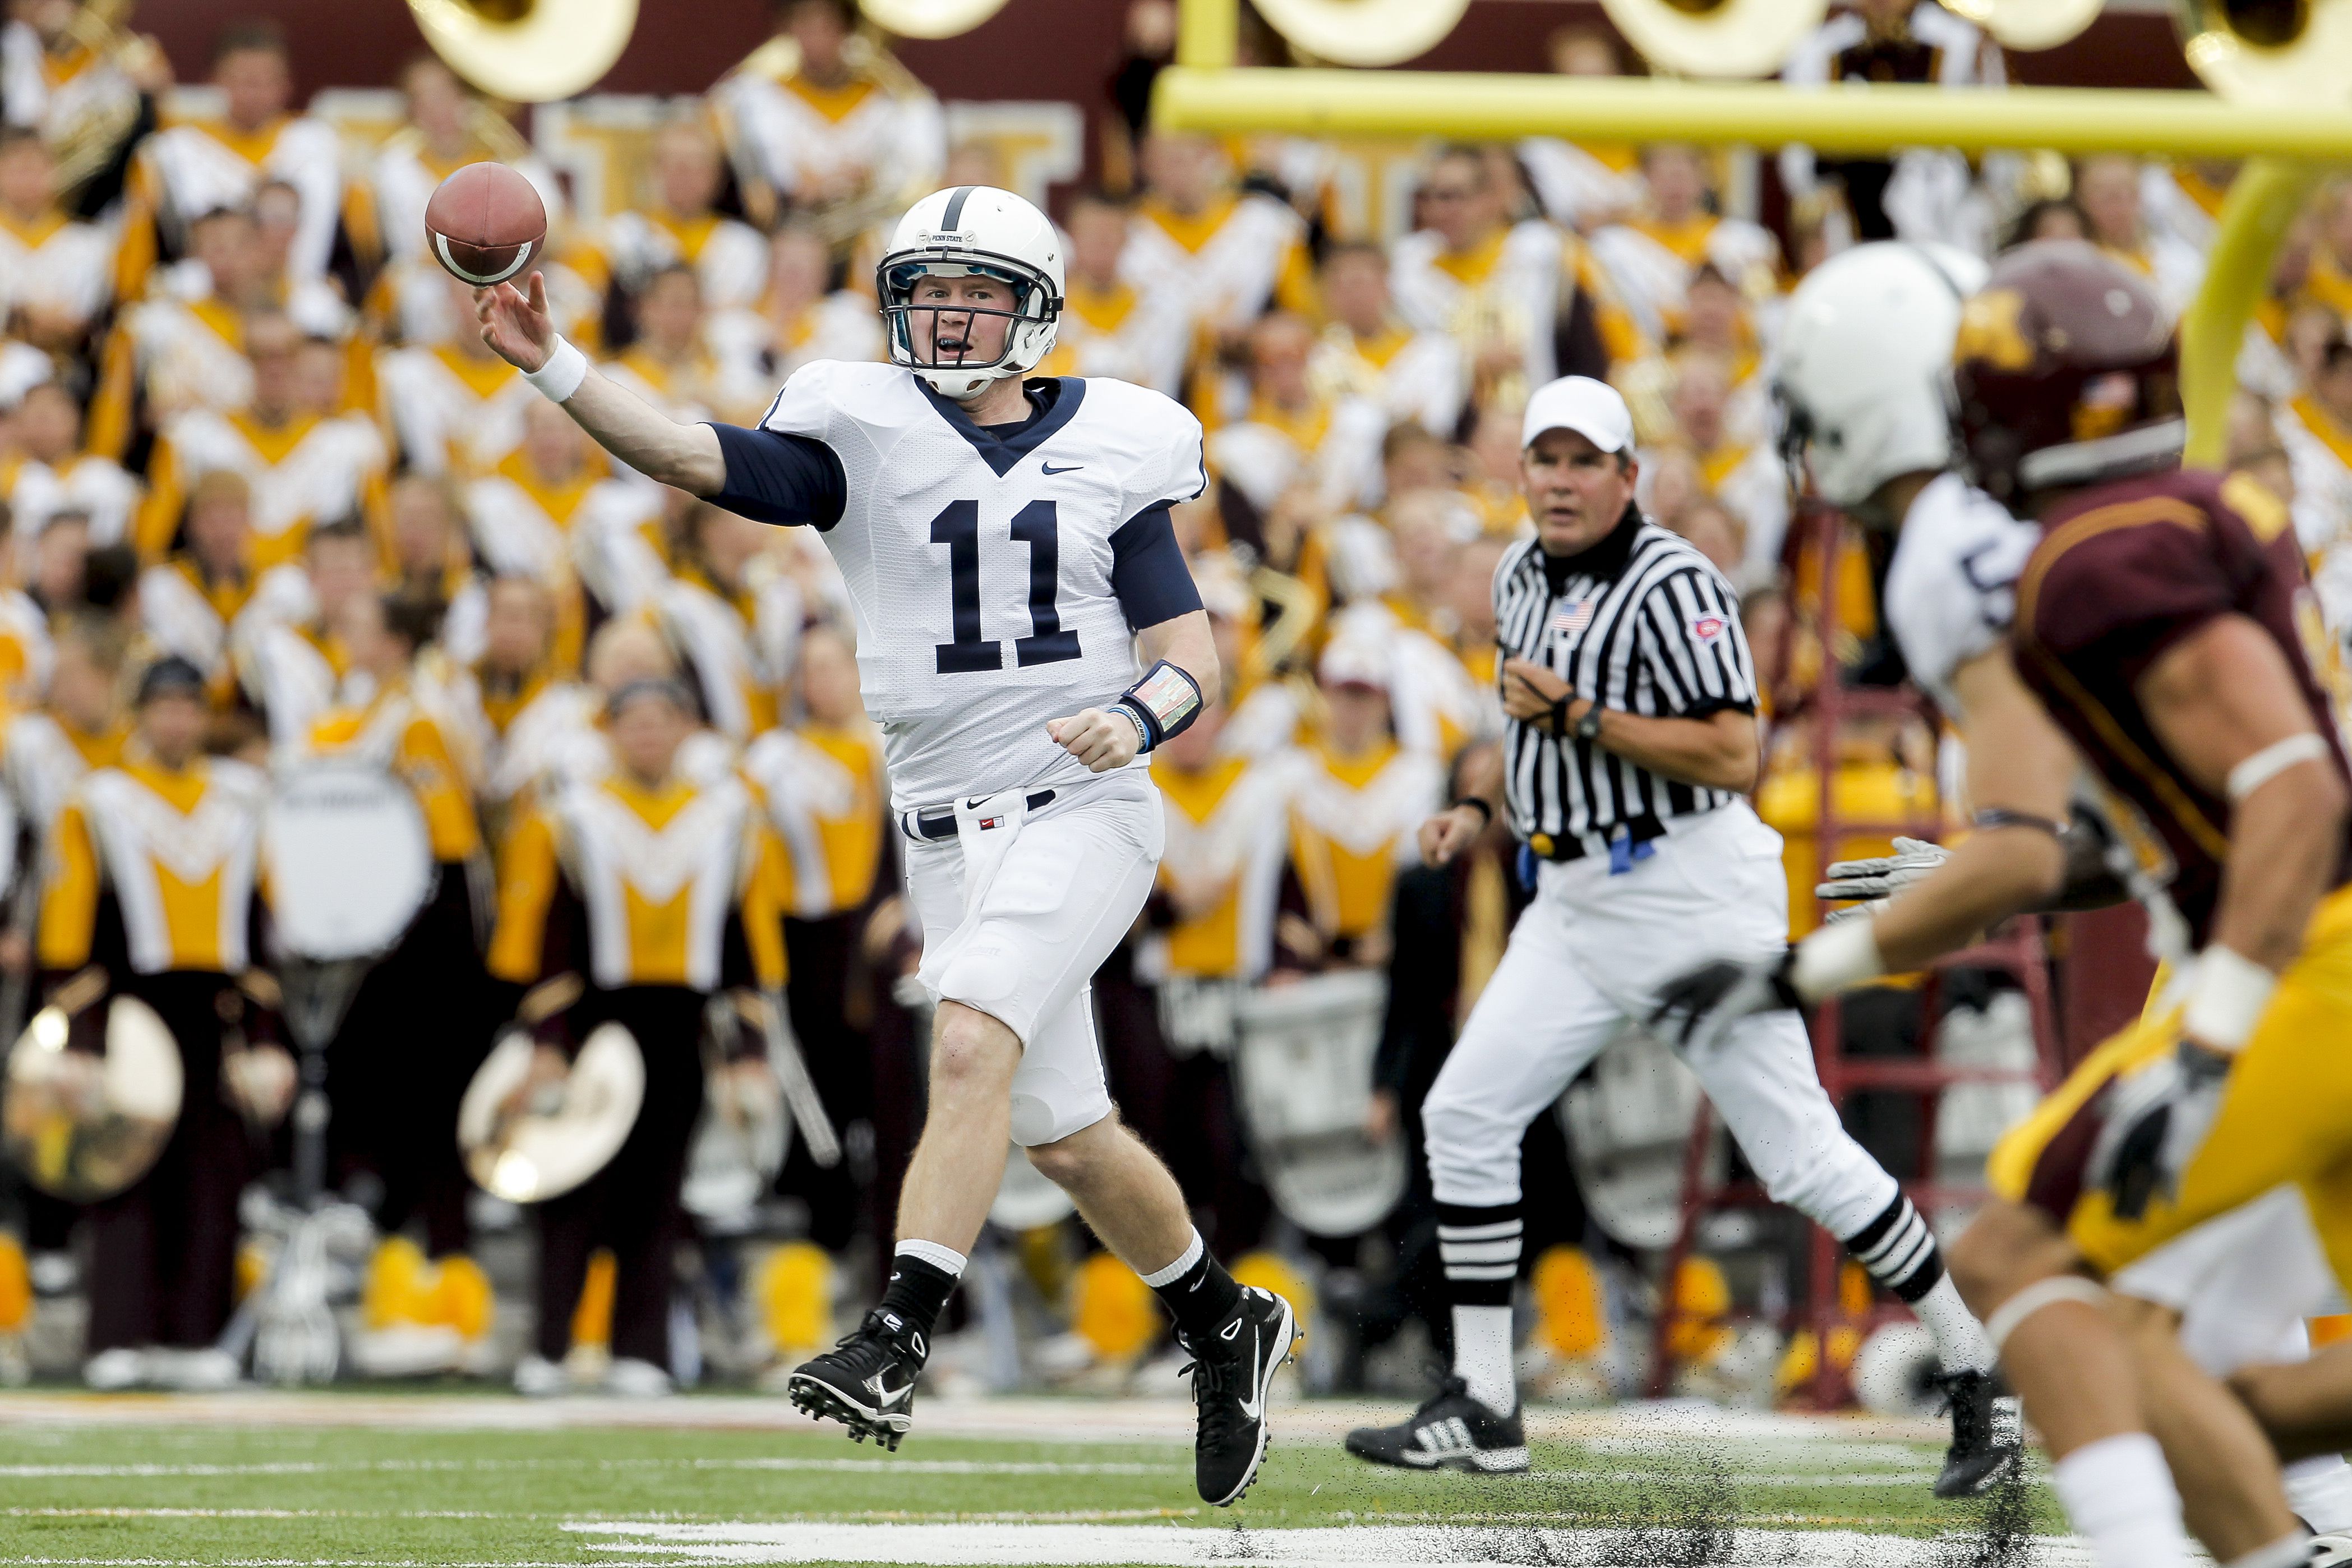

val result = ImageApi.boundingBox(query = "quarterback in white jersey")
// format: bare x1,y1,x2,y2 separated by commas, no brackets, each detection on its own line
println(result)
473,185,1293,1506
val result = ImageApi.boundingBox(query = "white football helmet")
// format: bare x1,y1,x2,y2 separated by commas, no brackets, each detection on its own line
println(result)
877,185,1064,400
1773,242,1990,518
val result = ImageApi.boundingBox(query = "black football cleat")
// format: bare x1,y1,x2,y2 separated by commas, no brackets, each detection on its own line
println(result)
1177,1285,1297,1506
1344,1376,1530,1474
786,1308,924,1451
1933,1367,2023,1498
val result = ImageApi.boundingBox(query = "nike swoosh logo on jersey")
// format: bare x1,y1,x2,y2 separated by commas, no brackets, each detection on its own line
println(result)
1041,462,1083,474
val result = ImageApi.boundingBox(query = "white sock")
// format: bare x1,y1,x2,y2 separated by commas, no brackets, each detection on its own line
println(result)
2052,1433,2196,1568
1912,1272,1997,1373
2288,1454,2352,1535
1450,1304,1516,1418
894,1238,967,1277
1138,1230,1204,1288
2228,1534,2313,1568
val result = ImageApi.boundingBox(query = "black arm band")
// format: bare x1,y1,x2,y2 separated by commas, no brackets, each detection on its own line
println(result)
1451,797,1494,826
1114,659,1204,752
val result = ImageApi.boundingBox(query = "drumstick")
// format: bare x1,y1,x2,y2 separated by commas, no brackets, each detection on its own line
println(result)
759,989,841,1169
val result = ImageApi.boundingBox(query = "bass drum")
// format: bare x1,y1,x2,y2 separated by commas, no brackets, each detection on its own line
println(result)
1231,970,1404,1238
458,1023,645,1203
1557,1027,1723,1251
264,762,433,962
2,995,184,1201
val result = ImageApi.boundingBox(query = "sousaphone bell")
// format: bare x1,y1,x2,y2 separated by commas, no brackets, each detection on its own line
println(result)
2,988,182,1202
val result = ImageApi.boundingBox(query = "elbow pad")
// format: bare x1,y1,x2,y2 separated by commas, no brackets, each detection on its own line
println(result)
1114,660,1203,752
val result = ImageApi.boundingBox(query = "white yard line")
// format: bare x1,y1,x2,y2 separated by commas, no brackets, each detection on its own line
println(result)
0,1458,1168,1479
563,1521,2096,1566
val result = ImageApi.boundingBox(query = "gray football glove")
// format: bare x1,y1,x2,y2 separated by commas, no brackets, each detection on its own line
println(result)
2086,1040,2233,1222
1650,951,1801,1056
1816,836,1950,905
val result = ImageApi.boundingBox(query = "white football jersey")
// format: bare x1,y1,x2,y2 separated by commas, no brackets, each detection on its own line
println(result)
1882,471,2041,712
759,362,1207,810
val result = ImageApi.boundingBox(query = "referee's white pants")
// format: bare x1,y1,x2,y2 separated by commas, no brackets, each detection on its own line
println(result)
1422,801,1897,1240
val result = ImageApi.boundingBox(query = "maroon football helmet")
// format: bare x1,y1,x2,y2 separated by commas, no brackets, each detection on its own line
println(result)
1950,240,2183,508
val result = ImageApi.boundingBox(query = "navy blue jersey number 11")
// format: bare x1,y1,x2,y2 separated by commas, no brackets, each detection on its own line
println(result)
930,499,1082,674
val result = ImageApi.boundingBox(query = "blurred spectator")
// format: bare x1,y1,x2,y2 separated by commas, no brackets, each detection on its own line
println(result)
0,126,115,353
578,117,769,347
2077,153,2205,315
1037,190,1190,397
3,377,136,546
1591,145,1776,350
1311,242,1466,449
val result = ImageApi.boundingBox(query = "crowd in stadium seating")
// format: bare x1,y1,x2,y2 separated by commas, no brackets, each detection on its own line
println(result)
0,0,2345,1395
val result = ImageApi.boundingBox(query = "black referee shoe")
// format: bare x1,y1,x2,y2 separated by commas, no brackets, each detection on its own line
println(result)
786,1308,924,1451
1933,1368,2022,1498
1345,1377,1530,1474
1177,1285,1296,1506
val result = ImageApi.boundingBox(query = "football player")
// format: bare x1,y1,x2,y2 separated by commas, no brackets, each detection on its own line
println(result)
472,185,1293,1506
1655,241,2352,1568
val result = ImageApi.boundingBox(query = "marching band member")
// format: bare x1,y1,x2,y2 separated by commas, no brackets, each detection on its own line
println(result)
86,205,268,460
1,377,139,548
1036,190,1190,399
0,0,162,222
1203,312,1385,515
1124,131,1315,365
487,676,786,1395
1645,352,1787,592
6,613,129,858
0,126,115,352
597,264,729,428
1391,146,1639,415
453,574,585,823
118,20,339,297
2278,334,2352,633
1590,145,1778,351
230,515,375,751
308,591,491,1263
463,400,646,642
1309,242,1466,451
137,468,257,690
387,473,487,667
358,54,563,284
712,0,946,253
39,656,279,1391
575,118,770,330
742,623,885,1248
1283,634,1444,971
655,500,801,745
137,311,391,573
1151,690,1295,993
375,274,538,478
711,224,886,423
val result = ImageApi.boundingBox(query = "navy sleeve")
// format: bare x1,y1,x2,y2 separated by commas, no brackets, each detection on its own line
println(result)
705,423,847,531
1108,502,1203,629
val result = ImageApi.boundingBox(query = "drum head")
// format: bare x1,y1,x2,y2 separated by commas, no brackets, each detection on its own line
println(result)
989,1143,1077,1230
682,1063,788,1224
2,995,183,1201
265,763,434,961
1558,1030,1722,1251
460,1022,644,1203
1232,971,1406,1238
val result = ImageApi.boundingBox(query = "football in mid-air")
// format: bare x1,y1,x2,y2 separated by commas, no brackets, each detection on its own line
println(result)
422,162,546,288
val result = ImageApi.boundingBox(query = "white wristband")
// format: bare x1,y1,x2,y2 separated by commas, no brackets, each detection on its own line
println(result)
524,336,588,403
2226,732,2330,802
1790,916,1885,1003
2182,944,2276,1054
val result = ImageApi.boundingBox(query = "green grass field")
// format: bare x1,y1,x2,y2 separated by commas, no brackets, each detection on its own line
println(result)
0,1399,2070,1566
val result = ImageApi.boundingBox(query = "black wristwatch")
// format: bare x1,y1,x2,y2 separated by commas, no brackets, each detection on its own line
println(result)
1572,699,1604,741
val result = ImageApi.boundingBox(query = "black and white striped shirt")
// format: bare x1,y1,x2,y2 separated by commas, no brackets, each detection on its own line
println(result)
1492,506,1756,852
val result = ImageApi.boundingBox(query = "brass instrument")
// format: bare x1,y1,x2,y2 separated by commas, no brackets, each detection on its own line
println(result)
2175,0,2352,108
725,31,938,248
41,0,157,207
1253,0,1473,67
1941,0,2104,50
1598,0,1830,80
2,990,183,1203
856,0,1011,38
405,0,639,105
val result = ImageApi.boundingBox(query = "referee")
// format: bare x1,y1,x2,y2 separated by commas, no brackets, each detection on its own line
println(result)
1342,378,2015,1498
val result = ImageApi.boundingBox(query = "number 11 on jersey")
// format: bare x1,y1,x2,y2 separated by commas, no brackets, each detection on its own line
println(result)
929,499,1081,675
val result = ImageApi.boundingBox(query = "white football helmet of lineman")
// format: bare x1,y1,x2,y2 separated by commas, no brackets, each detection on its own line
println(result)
1773,242,1989,520
877,185,1064,401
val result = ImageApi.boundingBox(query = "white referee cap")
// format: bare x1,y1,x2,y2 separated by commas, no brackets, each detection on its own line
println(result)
1522,376,1635,454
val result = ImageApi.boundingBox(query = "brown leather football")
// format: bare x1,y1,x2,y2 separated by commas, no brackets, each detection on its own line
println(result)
423,162,547,288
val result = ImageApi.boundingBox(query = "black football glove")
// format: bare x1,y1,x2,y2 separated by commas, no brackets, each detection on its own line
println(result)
2087,1039,2233,1221
1649,950,1802,1054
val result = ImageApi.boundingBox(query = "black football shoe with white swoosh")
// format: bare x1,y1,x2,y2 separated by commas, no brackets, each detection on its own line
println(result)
1345,1376,1530,1474
786,1308,925,1450
1177,1285,1297,1506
